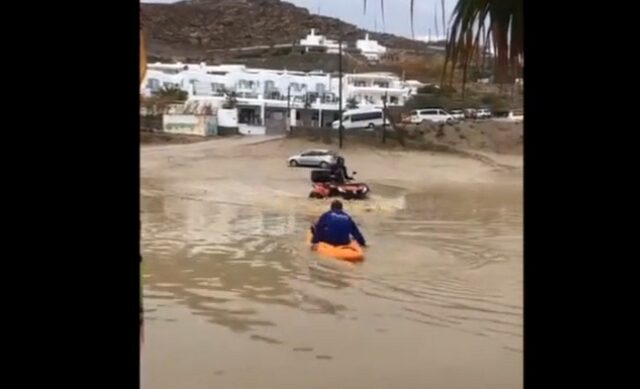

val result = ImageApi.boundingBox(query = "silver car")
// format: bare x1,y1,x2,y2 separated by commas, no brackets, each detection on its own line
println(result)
287,149,338,168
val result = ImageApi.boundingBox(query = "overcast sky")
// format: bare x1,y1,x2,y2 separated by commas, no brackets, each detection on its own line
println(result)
141,0,457,40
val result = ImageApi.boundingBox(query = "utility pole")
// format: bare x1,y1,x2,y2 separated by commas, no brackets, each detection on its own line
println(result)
286,83,291,132
338,36,343,149
382,92,388,144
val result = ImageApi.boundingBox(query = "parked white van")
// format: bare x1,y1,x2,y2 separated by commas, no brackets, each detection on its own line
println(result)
408,108,455,124
332,108,391,130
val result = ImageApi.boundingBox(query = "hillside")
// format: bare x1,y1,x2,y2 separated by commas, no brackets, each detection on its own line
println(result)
141,0,434,62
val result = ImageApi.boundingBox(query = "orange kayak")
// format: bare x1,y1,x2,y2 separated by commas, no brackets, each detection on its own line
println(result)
306,231,364,262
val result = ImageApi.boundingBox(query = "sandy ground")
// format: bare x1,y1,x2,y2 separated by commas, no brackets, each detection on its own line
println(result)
141,135,522,204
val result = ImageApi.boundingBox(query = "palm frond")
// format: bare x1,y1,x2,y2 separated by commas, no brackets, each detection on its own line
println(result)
365,0,523,86
441,0,447,37
434,3,440,38
410,0,415,38
444,0,523,86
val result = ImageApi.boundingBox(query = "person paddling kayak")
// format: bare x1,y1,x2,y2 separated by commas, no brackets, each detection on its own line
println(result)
311,200,366,249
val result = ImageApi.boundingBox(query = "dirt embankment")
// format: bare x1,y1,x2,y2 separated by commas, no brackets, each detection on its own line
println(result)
398,120,523,155
140,131,210,145
289,120,523,156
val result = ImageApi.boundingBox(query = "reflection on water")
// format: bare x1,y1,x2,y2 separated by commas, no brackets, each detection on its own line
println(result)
142,184,522,389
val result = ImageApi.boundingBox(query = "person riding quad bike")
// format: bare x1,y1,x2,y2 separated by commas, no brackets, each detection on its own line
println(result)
309,156,369,200
329,157,353,184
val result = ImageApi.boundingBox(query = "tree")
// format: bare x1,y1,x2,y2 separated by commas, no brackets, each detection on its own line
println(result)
367,0,523,86
154,85,188,101
222,89,238,109
346,97,359,110
301,94,313,126
141,85,188,115
417,84,440,94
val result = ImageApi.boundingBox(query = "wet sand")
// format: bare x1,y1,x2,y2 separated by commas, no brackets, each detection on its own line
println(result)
141,136,523,389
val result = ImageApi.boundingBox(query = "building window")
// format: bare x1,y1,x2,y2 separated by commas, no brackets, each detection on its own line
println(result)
271,91,282,100
211,83,225,95
264,80,276,92
147,78,160,92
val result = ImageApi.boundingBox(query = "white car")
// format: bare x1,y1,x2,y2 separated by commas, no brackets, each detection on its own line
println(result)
450,109,465,121
475,108,492,119
287,149,338,168
493,109,523,123
408,108,455,124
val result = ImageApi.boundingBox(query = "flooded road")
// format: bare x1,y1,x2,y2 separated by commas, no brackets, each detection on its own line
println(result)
141,137,523,389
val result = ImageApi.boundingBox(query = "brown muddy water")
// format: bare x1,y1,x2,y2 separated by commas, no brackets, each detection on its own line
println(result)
141,137,523,389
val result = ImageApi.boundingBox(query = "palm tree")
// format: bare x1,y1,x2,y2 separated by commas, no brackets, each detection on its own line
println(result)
367,0,523,86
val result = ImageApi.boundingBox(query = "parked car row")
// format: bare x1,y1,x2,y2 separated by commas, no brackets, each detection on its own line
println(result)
401,107,495,124
401,106,523,124
310,106,523,134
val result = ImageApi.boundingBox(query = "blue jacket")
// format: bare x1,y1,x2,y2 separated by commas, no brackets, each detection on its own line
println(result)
312,210,366,246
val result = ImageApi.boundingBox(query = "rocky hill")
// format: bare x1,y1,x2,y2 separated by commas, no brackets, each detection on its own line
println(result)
141,0,433,61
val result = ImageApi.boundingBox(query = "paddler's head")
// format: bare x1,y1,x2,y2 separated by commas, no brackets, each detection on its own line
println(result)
331,200,343,211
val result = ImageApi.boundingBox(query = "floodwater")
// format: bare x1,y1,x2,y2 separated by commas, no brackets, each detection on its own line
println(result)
141,137,523,389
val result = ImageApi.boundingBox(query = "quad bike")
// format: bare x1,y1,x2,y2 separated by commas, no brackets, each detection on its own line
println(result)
308,169,370,200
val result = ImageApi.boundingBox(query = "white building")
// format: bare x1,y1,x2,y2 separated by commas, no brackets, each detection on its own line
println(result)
141,62,423,134
299,28,340,54
334,72,415,106
299,29,387,62
355,33,387,62
404,79,426,95
416,35,448,44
